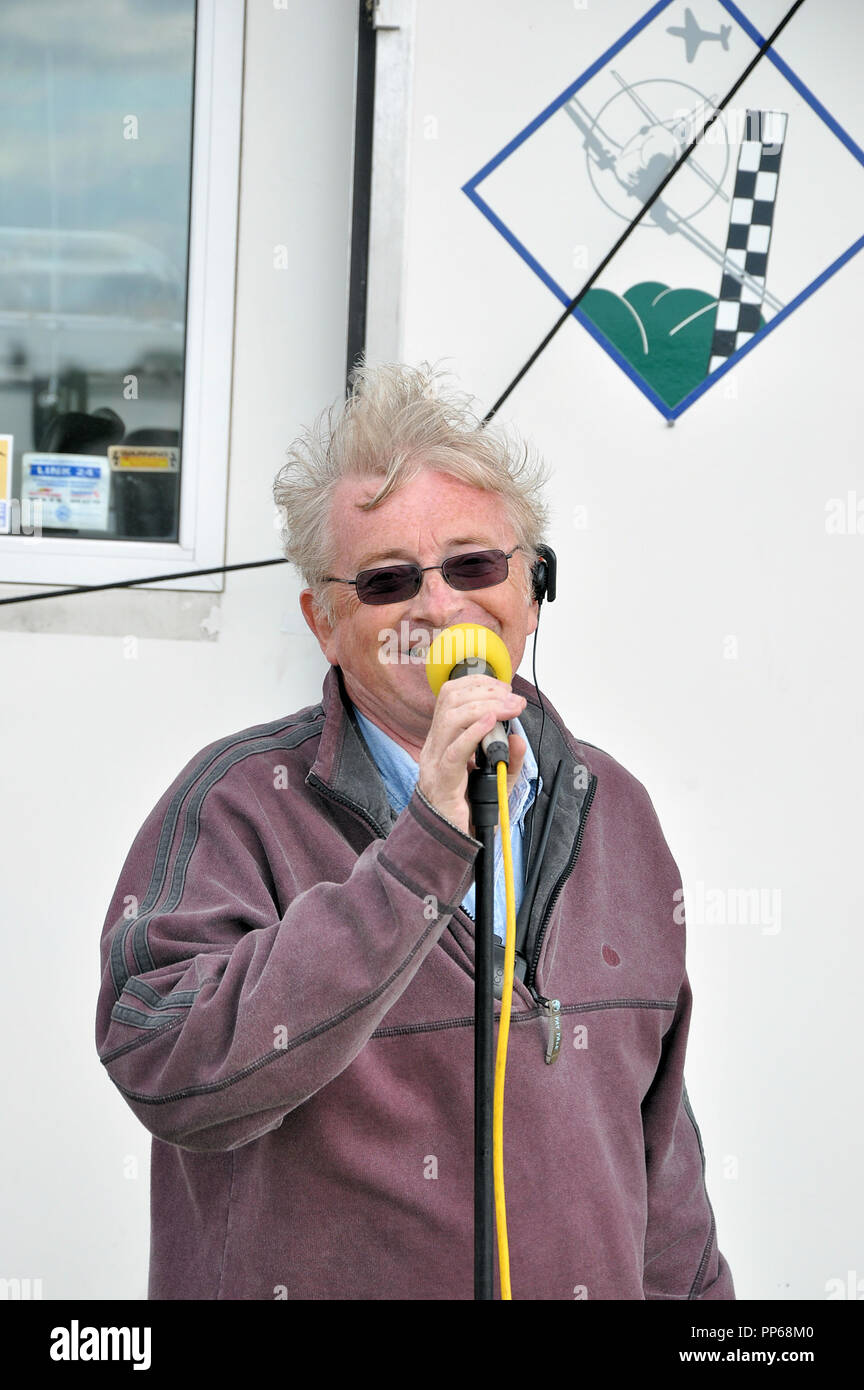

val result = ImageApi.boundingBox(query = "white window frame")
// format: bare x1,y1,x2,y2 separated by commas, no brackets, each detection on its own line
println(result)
0,0,244,593
365,0,416,365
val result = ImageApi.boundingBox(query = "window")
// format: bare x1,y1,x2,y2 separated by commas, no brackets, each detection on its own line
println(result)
0,0,243,591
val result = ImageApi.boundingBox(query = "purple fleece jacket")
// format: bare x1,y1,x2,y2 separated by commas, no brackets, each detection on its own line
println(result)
95,665,734,1301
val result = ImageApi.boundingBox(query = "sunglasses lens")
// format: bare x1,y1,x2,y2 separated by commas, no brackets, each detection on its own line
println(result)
355,564,420,605
442,549,509,590
350,549,512,604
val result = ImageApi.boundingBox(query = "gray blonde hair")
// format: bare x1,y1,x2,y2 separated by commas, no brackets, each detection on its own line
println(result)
273,359,551,622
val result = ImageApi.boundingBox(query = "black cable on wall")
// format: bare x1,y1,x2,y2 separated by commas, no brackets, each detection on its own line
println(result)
0,0,806,609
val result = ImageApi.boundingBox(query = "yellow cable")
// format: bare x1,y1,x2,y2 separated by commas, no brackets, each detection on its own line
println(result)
494,758,517,1301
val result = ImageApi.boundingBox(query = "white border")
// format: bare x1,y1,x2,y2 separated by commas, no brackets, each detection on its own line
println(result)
0,0,244,592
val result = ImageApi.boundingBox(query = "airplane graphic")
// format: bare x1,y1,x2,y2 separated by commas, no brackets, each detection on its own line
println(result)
564,76,786,315
667,8,732,62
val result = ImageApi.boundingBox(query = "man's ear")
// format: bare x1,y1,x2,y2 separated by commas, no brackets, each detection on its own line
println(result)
523,557,539,635
300,588,338,664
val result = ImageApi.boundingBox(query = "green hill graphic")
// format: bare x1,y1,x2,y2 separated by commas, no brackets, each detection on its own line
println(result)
580,281,765,408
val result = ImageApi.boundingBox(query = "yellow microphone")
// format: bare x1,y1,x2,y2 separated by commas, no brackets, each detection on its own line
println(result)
426,623,514,766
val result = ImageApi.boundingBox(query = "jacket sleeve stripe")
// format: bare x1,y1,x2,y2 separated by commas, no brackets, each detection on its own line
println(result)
108,713,324,999
110,1004,191,1029
107,901,457,1106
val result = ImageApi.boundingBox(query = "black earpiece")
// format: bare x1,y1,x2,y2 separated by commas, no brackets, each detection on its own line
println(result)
531,544,557,605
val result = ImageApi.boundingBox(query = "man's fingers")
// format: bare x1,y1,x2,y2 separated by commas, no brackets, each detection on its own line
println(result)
450,712,501,769
427,689,526,762
417,675,527,829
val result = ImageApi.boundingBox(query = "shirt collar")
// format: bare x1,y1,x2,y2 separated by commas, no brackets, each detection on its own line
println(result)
352,704,541,823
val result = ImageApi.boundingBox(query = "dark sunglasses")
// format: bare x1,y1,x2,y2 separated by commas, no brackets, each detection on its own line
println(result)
324,546,522,606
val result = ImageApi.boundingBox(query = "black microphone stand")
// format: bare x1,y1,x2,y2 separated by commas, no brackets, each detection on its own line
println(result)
467,745,500,1301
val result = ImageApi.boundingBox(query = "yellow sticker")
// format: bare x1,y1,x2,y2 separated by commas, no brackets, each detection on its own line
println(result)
108,446,179,471
0,435,12,534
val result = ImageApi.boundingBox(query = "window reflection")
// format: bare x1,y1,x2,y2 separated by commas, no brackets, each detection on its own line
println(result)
0,0,195,541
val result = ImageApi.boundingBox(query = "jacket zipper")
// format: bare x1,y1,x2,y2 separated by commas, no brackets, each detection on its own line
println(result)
464,900,562,1061
308,769,597,1067
526,773,598,1063
536,996,562,1064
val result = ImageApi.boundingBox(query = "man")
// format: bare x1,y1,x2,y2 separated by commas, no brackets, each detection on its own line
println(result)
96,361,734,1300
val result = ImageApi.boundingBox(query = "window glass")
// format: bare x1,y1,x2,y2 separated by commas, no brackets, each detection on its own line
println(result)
0,0,196,541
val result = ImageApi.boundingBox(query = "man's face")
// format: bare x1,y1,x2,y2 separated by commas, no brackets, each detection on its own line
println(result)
300,467,539,750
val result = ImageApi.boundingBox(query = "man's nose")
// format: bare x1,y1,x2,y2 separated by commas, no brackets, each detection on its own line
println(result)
407,565,465,627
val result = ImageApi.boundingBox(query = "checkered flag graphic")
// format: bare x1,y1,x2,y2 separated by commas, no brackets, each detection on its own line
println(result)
707,110,788,372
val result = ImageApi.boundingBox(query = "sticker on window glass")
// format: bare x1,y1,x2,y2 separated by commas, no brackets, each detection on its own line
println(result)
108,445,179,472
21,452,110,531
0,435,12,534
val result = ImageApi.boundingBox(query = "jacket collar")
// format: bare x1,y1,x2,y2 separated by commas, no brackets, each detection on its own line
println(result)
308,666,398,836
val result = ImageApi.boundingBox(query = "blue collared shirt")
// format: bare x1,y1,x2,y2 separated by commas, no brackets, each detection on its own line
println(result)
352,706,542,944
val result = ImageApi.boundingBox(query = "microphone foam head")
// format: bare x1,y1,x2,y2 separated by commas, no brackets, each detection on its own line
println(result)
425,623,512,695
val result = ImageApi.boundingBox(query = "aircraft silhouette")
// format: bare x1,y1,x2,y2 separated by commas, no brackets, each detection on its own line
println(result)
667,8,731,62
564,77,786,316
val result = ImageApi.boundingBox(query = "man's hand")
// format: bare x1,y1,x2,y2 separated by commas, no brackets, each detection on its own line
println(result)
416,676,528,836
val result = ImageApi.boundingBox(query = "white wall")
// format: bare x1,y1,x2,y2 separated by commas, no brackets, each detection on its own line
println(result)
388,0,863,1300
0,0,358,1299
